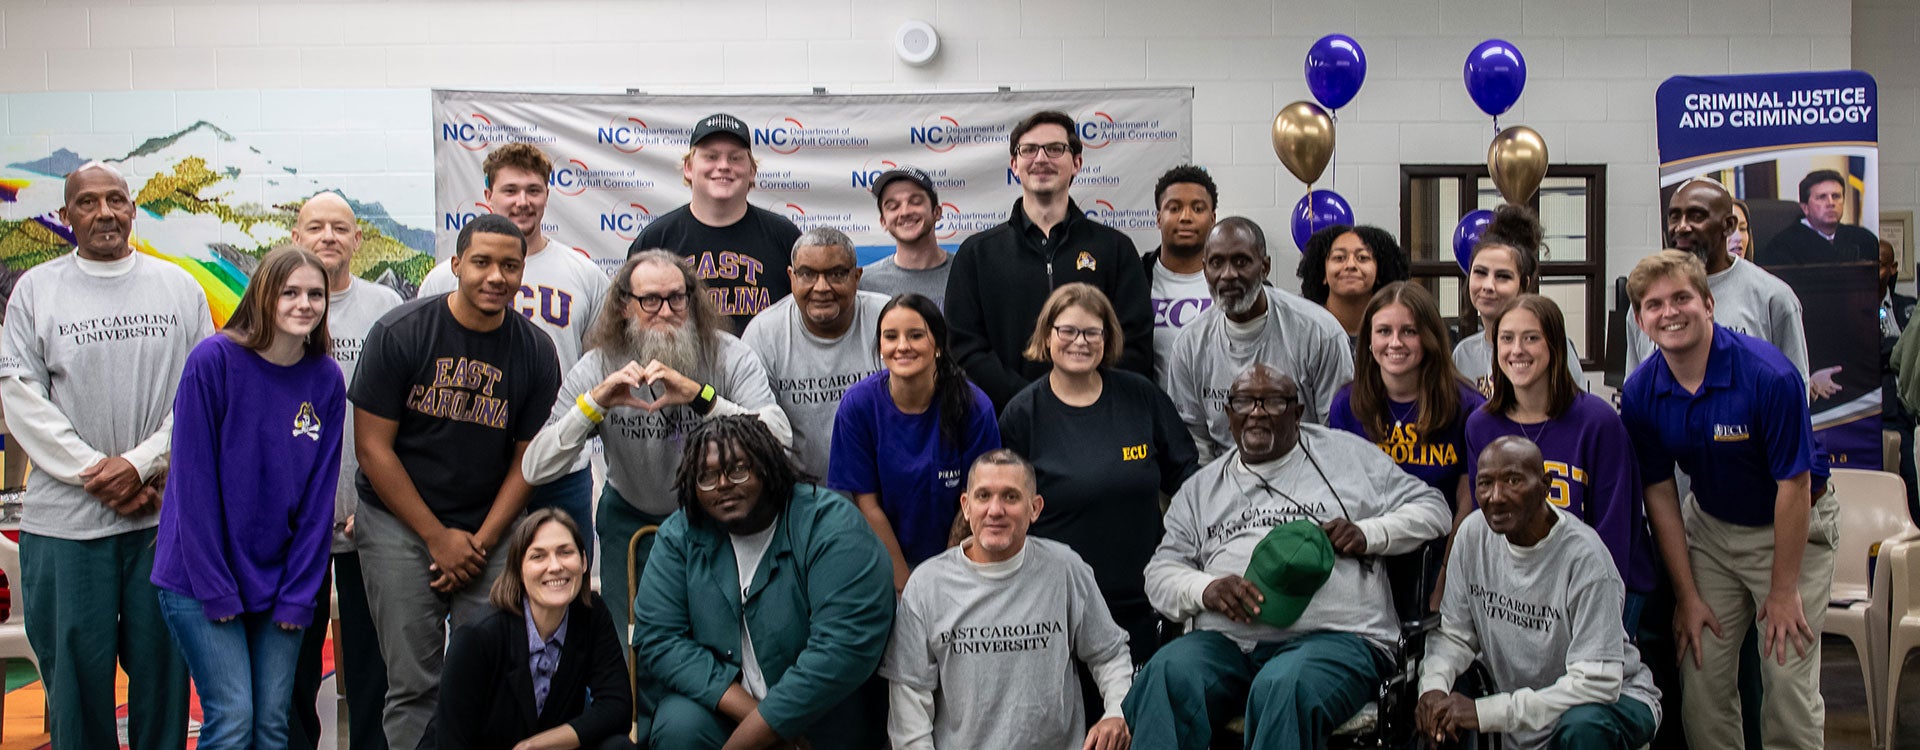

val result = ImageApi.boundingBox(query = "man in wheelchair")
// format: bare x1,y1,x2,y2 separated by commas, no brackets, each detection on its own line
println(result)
1124,363,1452,748
1417,437,1661,749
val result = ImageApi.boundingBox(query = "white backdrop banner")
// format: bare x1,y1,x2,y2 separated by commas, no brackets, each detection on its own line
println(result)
432,88,1194,271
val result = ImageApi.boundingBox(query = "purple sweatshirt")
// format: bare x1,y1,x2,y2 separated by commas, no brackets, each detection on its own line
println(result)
1329,381,1485,498
152,335,346,624
1465,392,1656,593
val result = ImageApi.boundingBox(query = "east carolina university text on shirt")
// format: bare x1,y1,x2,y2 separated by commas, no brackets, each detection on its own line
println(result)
406,356,509,428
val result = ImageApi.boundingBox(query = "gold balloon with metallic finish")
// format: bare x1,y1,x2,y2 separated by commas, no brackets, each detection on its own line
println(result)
1487,125,1549,204
1272,101,1335,185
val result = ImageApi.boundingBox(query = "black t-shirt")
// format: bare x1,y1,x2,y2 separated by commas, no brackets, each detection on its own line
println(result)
626,204,802,333
349,294,561,532
998,369,1199,608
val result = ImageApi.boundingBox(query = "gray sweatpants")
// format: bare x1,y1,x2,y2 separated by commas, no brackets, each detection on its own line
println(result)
354,503,509,750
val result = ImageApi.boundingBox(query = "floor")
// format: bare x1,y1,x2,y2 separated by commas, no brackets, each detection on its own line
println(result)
0,636,1912,748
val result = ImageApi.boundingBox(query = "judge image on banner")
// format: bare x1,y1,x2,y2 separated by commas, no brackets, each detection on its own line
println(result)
1758,169,1881,266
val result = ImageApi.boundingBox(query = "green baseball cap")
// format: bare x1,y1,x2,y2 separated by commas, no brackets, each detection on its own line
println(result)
1243,519,1336,628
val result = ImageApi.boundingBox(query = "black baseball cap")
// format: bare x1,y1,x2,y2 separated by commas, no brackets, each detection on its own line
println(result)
690,113,750,149
871,166,938,208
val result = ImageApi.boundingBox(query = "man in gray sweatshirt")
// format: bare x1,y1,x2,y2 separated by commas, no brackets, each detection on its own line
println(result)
1125,362,1451,749
1418,436,1661,749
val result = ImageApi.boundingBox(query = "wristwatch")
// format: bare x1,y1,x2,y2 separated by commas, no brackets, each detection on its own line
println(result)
692,383,717,415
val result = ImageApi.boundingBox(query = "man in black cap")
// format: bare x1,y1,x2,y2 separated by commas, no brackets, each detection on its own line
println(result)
627,112,801,332
862,165,952,306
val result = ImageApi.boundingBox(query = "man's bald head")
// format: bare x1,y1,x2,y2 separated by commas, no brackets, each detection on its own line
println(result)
1474,435,1554,539
291,191,363,286
63,161,127,203
1665,178,1737,270
1209,216,1268,259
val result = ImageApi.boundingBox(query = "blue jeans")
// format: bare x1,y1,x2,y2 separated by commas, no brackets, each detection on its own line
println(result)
157,589,305,750
529,467,595,561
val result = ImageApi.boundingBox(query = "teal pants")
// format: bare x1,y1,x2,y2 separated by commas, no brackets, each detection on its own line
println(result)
1124,630,1387,750
1551,697,1659,749
22,528,190,750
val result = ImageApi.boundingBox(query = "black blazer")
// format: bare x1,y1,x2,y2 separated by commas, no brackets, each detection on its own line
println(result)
419,593,632,750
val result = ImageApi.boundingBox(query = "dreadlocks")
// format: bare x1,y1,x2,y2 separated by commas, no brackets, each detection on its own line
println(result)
672,415,812,528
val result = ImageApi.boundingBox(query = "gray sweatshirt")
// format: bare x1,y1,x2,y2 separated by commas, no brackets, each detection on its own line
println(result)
521,335,790,515
740,292,887,478
1166,287,1353,463
1420,507,1662,748
0,253,213,540
327,278,404,552
1145,425,1451,652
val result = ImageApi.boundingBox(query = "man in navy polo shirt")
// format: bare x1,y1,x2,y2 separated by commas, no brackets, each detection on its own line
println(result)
1618,250,1836,750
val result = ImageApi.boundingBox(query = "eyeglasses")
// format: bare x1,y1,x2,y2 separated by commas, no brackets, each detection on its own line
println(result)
627,291,689,313
695,463,753,492
1015,142,1072,159
1051,325,1105,343
1225,394,1297,415
793,267,855,286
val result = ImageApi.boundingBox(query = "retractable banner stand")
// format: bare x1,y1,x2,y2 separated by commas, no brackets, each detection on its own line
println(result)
431,88,1194,276
1655,70,1881,469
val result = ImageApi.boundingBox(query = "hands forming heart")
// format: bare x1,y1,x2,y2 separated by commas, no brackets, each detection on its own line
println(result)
588,359,702,413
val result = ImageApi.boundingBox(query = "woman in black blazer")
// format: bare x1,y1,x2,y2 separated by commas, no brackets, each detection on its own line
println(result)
421,509,635,750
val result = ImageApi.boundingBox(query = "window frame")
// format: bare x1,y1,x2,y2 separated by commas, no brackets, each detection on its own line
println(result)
1398,163,1608,368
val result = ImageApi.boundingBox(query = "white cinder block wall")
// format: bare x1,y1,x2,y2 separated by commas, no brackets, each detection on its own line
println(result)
1856,0,1917,288
0,0,1869,298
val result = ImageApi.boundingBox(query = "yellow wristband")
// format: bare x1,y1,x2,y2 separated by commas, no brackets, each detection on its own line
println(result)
576,394,605,423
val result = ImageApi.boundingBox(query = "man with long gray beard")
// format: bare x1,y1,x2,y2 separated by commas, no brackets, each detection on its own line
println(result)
523,249,791,629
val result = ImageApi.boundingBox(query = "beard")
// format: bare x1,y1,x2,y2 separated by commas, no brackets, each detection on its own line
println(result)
1214,283,1263,318
609,314,703,380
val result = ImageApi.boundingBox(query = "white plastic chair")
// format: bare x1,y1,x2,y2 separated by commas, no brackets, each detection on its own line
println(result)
1826,468,1919,749
0,533,43,734
1885,533,1920,746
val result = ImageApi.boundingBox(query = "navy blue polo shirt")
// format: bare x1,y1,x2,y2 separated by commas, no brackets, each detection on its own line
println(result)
1621,324,1827,527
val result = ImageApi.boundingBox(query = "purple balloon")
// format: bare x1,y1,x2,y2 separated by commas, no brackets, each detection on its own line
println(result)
1305,34,1367,110
1291,190,1354,251
1453,209,1496,272
1464,39,1526,117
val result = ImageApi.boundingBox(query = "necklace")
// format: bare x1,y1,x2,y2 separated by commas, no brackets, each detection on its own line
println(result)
1388,399,1418,431
1513,413,1551,443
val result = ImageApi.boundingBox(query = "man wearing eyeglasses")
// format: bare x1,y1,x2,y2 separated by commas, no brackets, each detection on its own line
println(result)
742,227,888,478
626,112,802,333
1127,363,1450,749
524,250,791,630
945,110,1154,410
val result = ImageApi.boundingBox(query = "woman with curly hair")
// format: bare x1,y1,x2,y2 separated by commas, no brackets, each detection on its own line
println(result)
1451,205,1586,395
1296,224,1411,348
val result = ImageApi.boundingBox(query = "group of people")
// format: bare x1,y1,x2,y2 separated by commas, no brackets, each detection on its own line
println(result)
0,105,1854,750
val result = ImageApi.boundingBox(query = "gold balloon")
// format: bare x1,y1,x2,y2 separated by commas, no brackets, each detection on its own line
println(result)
1272,101,1335,185
1487,125,1549,204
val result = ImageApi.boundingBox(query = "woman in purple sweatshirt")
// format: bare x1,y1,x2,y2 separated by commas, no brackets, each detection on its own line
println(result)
152,246,346,749
1465,294,1655,631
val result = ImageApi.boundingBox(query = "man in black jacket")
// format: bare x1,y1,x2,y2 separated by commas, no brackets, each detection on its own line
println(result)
943,110,1153,409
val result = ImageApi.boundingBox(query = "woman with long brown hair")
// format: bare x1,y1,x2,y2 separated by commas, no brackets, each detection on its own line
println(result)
1466,294,1654,629
1328,282,1484,511
151,246,346,749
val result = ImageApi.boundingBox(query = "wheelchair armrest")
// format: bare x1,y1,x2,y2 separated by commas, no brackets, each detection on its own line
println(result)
1399,612,1440,639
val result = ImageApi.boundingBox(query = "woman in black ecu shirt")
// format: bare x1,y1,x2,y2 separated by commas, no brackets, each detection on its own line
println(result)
998,282,1199,667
